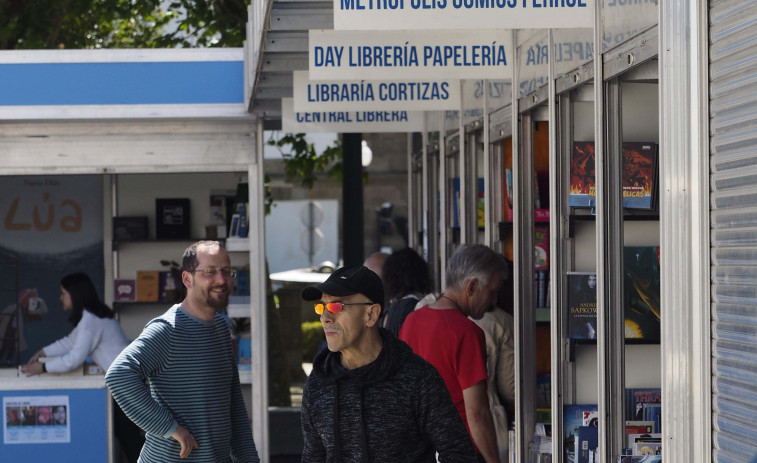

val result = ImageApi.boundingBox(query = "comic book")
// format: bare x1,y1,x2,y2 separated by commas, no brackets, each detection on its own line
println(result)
622,142,658,210
624,246,661,340
569,142,596,208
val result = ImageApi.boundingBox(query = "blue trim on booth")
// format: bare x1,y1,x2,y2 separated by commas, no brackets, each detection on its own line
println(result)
1,61,244,106
1,387,108,463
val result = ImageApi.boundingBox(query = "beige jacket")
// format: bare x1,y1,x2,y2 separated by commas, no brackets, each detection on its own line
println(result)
474,308,515,462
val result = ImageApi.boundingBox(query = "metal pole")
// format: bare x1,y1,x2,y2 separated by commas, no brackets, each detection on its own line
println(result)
342,133,364,267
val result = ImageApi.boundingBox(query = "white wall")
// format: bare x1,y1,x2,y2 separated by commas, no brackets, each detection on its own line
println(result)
110,172,247,339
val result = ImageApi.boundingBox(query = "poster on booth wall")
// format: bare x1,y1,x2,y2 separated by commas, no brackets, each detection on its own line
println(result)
0,176,104,366
3,395,71,444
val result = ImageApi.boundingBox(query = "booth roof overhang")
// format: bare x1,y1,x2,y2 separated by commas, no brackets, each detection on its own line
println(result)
246,0,332,129
0,47,257,174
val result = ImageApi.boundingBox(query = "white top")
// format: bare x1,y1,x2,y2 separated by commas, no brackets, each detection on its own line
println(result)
43,310,129,374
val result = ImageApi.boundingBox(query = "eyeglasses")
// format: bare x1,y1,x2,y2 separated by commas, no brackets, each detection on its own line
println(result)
314,301,373,315
191,267,237,278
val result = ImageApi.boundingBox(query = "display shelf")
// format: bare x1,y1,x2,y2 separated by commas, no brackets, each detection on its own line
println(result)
498,216,551,241
238,369,252,384
568,213,659,238
113,301,250,316
113,301,170,311
224,237,249,252
112,237,225,250
227,303,250,318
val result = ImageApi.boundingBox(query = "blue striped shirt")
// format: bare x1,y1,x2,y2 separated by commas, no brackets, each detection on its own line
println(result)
105,305,258,462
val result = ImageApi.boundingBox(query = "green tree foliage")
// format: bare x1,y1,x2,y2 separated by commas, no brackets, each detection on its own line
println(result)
0,0,249,49
268,132,370,189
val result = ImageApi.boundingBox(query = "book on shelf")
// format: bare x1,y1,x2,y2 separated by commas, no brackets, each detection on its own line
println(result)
569,141,659,210
569,141,596,208
113,279,136,302
642,403,661,433
624,246,661,341
503,169,550,222
450,177,486,228
536,408,552,423
567,272,597,340
625,420,655,435
236,202,250,238
622,142,658,210
625,432,662,449
536,270,549,309
620,456,661,463
563,404,598,463
136,271,159,302
237,335,252,371
504,168,514,221
534,226,549,271
477,178,485,228
576,425,598,463
624,433,662,457
534,422,553,454
566,246,660,342
451,178,461,227
625,388,661,424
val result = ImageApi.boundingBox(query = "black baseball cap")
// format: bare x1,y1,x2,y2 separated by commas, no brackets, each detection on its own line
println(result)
301,265,384,308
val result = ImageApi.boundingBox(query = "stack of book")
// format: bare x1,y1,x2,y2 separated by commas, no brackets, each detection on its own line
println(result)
534,422,552,454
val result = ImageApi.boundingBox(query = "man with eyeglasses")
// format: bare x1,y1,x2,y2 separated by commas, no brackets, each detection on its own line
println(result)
106,240,259,463
299,265,477,462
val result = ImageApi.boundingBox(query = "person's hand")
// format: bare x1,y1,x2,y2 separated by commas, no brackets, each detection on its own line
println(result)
20,362,44,376
27,349,45,364
172,424,199,459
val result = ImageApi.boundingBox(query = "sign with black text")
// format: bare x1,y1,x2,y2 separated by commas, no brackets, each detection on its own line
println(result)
333,0,595,31
281,98,425,133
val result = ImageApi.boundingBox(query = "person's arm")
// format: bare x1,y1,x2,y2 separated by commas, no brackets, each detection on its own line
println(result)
21,321,87,375
463,380,501,463
300,382,328,462
417,366,478,462
105,321,180,440
27,349,46,364
228,339,260,462
43,315,100,373
39,329,76,358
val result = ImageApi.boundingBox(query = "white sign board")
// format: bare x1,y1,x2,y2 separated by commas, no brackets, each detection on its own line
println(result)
309,29,512,80
293,71,460,112
282,98,425,133
333,0,594,31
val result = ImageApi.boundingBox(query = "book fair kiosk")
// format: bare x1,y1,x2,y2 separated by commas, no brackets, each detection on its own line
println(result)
0,48,268,462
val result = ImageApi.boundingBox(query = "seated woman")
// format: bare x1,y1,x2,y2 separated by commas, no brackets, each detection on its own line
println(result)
20,273,144,463
380,248,433,338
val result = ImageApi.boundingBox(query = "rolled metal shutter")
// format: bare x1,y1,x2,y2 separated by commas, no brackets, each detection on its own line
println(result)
710,1,757,462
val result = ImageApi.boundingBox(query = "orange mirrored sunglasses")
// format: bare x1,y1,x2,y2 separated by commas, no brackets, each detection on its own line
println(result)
314,301,373,315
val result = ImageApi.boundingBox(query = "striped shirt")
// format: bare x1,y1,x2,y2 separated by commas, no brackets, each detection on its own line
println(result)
105,305,258,462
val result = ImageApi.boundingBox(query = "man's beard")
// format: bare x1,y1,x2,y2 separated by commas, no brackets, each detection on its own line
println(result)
207,288,230,311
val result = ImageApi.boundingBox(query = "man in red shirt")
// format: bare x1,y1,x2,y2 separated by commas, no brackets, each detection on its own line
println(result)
400,244,506,463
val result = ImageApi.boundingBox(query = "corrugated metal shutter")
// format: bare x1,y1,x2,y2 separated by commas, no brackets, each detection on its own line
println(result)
710,1,757,462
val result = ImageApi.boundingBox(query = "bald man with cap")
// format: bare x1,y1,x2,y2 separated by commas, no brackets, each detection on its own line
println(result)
299,265,477,463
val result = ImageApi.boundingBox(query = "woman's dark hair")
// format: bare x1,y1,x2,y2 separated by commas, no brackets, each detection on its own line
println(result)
382,248,432,303
60,272,114,326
